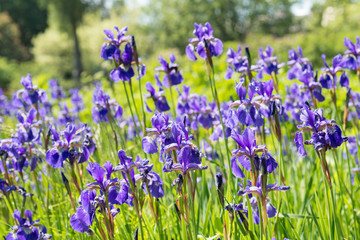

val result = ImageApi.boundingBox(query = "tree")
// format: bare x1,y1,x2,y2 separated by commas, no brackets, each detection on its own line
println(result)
0,12,30,61
0,0,48,48
145,0,295,51
45,0,87,87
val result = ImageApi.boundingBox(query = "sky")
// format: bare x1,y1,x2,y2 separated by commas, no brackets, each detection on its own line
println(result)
291,0,314,16
125,0,314,17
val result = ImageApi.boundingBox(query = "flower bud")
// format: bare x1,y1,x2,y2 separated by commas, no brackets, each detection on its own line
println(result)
203,40,214,69
171,174,183,193
215,172,224,207
133,228,138,240
85,229,94,237
61,171,71,196
260,157,268,194
238,211,249,233
174,203,181,220
224,204,234,223
132,36,139,66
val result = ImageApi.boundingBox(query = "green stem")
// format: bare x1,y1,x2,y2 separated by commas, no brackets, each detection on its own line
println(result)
122,81,141,143
129,81,144,133
169,84,177,118
126,172,144,240
207,61,232,194
345,144,359,239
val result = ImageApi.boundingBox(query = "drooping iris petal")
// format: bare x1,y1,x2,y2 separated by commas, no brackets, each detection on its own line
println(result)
326,124,344,148
108,184,128,205
45,149,64,168
70,207,91,233
231,156,245,178
294,132,307,157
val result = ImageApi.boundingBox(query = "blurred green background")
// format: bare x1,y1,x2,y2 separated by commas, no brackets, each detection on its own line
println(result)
0,0,359,92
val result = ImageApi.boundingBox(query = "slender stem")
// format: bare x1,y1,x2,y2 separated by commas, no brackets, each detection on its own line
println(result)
345,143,359,239
70,164,81,193
122,81,141,143
207,61,232,193
129,81,144,133
126,172,144,240
319,151,342,240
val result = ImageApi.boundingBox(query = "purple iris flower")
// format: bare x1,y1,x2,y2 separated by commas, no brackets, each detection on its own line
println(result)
70,187,124,234
144,82,170,112
70,189,97,233
69,89,84,113
91,85,123,123
230,81,264,127
224,45,249,80
0,178,16,196
185,22,223,61
189,95,216,129
295,104,348,156
287,46,309,66
15,74,47,107
142,112,171,154
15,107,42,144
256,46,284,79
319,54,348,88
100,26,131,60
348,91,360,120
48,79,67,100
238,179,289,224
86,161,130,204
0,138,35,173
109,45,135,82
0,88,10,117
163,145,207,175
155,54,183,87
287,46,309,80
176,85,192,116
290,64,325,102
343,36,360,70
247,79,283,118
113,150,149,185
230,128,276,178
6,209,52,240
138,163,164,198
83,126,97,154
344,136,360,184
46,123,90,168
175,85,219,130
201,140,219,161
58,102,77,126
86,162,118,192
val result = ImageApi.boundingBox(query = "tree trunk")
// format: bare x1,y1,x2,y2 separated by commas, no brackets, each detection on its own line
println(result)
71,22,82,88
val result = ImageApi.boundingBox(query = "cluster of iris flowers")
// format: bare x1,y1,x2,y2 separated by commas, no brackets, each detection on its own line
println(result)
0,21,359,240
